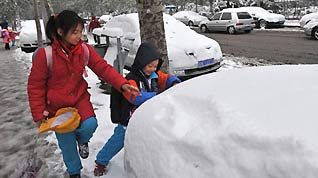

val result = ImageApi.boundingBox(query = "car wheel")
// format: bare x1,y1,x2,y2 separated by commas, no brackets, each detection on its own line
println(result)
188,21,194,26
200,25,208,33
21,47,36,53
245,30,251,33
227,26,235,34
259,20,267,29
312,27,318,40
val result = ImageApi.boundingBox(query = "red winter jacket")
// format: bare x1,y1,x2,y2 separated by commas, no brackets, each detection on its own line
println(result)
28,39,127,122
88,16,101,32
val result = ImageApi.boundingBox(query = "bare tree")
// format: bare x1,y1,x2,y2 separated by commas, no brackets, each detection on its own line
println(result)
209,0,214,15
136,0,169,73
33,0,43,47
43,0,54,16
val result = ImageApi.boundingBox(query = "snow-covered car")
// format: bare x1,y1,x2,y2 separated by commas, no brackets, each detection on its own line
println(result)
225,7,285,28
199,10,255,34
98,13,222,79
300,12,318,28
19,20,47,53
20,20,89,53
303,18,318,40
172,11,209,26
99,14,112,24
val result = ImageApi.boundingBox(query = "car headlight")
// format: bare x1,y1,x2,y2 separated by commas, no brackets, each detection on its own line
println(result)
173,70,185,76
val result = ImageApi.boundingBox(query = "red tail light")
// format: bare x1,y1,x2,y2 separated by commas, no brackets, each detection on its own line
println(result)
236,23,243,26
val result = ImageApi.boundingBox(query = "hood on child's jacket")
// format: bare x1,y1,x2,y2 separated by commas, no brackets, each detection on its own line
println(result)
131,42,163,72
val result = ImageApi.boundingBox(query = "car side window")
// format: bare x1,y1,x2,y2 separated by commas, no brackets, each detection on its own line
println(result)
212,13,221,21
221,13,232,20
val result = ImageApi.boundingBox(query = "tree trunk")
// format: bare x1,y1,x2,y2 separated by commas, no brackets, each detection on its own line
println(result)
195,0,198,12
136,0,169,73
43,0,54,17
33,0,43,47
209,0,214,15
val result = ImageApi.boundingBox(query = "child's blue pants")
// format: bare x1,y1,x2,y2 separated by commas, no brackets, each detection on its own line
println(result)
95,124,126,166
55,117,98,175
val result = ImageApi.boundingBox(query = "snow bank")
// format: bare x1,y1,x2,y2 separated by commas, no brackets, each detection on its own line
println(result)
124,65,318,178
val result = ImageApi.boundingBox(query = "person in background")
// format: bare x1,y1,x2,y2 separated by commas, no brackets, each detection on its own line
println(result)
8,27,19,47
2,28,10,50
88,15,101,44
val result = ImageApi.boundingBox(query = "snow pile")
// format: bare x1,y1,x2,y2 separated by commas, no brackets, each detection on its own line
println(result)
124,65,318,178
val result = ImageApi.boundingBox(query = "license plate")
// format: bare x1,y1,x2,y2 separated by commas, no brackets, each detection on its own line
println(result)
198,58,214,67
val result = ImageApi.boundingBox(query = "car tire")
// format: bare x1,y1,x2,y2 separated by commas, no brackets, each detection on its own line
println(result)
227,26,236,34
200,25,208,33
244,30,251,33
188,21,194,26
21,47,36,53
312,27,318,40
259,20,267,29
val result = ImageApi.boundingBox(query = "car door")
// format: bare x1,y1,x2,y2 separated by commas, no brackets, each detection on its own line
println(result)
207,13,222,31
219,12,232,31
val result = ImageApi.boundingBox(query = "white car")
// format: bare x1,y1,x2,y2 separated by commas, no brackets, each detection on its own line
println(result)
99,13,222,79
19,20,88,53
300,12,318,28
303,19,318,40
225,7,285,28
172,11,208,26
19,20,47,53
99,14,112,24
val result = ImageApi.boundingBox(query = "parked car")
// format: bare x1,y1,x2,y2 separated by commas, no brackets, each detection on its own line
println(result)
19,20,47,53
172,11,208,26
303,18,318,40
20,20,89,53
224,7,285,28
99,14,112,24
300,12,318,28
199,9,255,34
199,11,213,20
96,13,223,79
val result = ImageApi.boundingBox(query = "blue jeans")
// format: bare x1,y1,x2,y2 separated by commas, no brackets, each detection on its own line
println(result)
96,124,126,166
55,117,98,175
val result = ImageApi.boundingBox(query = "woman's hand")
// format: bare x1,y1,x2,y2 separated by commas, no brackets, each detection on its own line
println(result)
121,83,139,94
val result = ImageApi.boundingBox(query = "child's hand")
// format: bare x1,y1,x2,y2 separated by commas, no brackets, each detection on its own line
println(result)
121,84,139,94
36,110,49,128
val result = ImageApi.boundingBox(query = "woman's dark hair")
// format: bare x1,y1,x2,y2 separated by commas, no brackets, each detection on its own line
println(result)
46,10,84,43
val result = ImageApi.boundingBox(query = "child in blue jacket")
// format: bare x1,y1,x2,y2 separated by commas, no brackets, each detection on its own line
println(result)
94,42,181,176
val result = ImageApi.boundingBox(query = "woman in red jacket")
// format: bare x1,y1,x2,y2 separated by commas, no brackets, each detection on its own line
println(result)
27,10,137,178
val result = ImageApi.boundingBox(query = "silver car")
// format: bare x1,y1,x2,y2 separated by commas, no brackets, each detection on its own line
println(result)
173,11,208,26
200,11,255,34
303,19,318,40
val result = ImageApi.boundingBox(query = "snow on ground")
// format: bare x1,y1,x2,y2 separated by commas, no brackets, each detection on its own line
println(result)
254,27,302,32
14,35,317,178
125,65,318,178
284,20,301,27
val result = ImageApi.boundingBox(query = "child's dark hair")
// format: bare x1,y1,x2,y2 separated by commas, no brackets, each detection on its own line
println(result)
46,10,84,43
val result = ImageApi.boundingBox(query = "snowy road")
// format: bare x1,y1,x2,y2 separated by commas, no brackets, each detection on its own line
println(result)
200,29,318,64
0,47,65,178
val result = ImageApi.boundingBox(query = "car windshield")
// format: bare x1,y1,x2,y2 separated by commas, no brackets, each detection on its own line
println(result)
237,12,252,19
212,13,221,20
